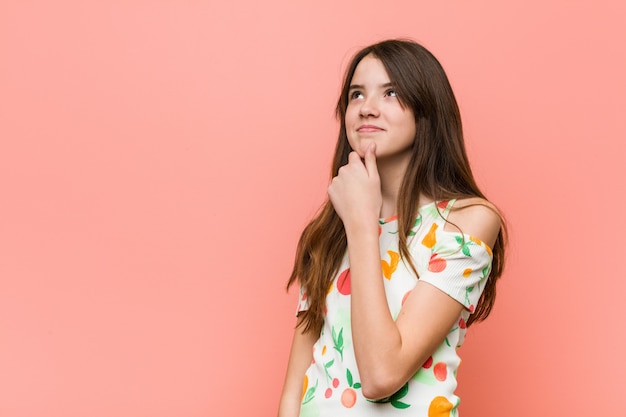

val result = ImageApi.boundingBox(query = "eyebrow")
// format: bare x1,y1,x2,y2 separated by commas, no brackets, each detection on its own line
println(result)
348,82,394,90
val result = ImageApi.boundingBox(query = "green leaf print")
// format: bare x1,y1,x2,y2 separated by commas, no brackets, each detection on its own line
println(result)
346,368,362,389
323,358,335,382
391,400,410,409
367,382,411,409
393,382,409,398
482,265,490,279
368,398,390,404
332,326,344,360
453,235,476,257
464,287,473,306
302,379,318,405
451,398,460,416
408,216,422,236
389,383,410,409
414,368,438,386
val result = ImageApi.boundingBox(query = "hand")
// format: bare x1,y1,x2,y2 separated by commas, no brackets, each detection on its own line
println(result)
327,143,382,231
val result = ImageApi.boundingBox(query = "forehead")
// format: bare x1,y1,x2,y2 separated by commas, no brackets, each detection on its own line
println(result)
350,55,391,86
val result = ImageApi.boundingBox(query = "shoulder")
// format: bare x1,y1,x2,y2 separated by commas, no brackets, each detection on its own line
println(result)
444,197,501,249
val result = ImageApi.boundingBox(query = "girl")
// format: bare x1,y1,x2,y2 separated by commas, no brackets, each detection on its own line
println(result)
278,39,506,417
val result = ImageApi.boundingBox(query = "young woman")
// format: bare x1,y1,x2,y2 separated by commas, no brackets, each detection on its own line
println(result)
278,39,506,417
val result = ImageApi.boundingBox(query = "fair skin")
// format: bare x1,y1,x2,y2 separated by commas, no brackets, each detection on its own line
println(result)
278,315,317,417
344,55,417,217
278,55,501,415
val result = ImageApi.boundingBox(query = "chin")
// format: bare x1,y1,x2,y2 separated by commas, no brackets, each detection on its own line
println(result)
357,140,376,155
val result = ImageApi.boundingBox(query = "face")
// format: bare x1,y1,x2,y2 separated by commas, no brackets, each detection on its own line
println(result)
345,55,416,161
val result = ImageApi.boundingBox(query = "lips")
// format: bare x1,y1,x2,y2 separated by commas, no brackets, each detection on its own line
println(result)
357,124,384,132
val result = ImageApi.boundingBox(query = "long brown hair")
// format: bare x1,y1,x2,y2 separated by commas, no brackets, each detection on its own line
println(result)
287,39,506,335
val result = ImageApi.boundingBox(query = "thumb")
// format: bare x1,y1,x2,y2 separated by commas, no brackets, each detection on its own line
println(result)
364,143,378,178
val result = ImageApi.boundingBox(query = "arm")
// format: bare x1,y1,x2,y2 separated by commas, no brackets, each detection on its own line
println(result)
346,204,499,399
277,314,317,417
328,146,500,400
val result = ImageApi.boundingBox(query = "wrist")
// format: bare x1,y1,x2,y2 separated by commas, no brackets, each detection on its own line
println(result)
344,218,380,240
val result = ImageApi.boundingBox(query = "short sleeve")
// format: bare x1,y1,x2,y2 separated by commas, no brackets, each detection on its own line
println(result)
296,284,310,315
417,229,493,313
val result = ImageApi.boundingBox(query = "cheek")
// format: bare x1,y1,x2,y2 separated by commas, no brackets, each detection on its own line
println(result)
401,114,417,136
344,111,358,139
344,107,358,126
408,122,417,137
346,130,357,150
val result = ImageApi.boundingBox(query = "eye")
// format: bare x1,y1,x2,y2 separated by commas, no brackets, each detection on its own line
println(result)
349,91,364,100
385,89,398,98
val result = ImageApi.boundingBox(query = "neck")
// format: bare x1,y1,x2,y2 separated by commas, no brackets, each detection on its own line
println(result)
377,153,410,218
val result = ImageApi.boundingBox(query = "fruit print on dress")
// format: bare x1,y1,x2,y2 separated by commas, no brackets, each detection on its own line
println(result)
340,368,361,408
444,323,460,348
320,344,334,384
379,214,422,235
368,382,411,409
428,253,447,272
414,356,438,386
381,250,400,279
464,286,475,308
409,215,422,236
301,375,321,417
332,325,344,360
433,362,447,381
336,268,351,295
454,235,477,257
422,223,438,248
296,200,490,416
302,375,318,405
428,395,457,417
319,363,362,407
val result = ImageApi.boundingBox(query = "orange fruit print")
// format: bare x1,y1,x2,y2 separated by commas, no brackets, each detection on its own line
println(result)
381,250,400,279
421,223,438,248
428,396,454,417
302,375,308,400
341,388,357,408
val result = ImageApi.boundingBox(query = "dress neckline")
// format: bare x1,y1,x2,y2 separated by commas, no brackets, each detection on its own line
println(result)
378,200,454,224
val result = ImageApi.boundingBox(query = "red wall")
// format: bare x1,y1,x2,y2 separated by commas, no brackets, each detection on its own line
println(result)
1,1,625,416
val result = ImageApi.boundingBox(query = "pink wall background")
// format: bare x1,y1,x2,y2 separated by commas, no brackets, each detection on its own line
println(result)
1,1,625,416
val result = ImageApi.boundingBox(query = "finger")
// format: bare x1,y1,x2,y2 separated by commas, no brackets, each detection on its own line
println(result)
364,143,378,177
348,151,362,165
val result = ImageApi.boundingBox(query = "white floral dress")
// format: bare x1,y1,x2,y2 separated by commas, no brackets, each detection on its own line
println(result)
297,200,493,417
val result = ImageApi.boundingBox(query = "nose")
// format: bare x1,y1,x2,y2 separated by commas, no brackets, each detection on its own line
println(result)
359,96,380,118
